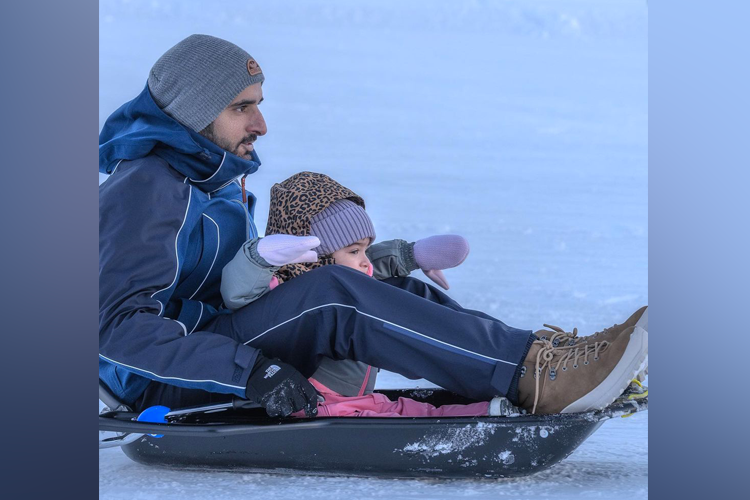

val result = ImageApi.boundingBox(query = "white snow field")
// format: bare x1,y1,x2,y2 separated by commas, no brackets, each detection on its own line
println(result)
99,0,647,497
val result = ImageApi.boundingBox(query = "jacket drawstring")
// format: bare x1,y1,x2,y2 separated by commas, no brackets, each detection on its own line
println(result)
240,174,247,205
357,365,373,397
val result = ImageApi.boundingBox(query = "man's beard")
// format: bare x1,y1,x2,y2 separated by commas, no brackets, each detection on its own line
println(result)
198,123,256,159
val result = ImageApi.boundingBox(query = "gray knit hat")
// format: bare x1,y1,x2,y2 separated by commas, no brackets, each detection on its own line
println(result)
148,34,265,132
310,199,376,256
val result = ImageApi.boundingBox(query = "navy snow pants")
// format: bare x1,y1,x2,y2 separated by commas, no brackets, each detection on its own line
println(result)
135,265,535,411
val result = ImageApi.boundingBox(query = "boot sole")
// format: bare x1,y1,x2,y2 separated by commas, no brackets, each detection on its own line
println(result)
635,306,648,331
560,325,648,413
634,307,648,381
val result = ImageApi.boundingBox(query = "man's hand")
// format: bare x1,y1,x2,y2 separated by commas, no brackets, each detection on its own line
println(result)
257,234,320,266
413,235,470,290
245,354,319,417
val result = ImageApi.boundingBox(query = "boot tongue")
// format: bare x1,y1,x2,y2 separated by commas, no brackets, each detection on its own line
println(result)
533,329,550,340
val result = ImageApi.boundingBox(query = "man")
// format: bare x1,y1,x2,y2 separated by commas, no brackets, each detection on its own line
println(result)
99,35,647,418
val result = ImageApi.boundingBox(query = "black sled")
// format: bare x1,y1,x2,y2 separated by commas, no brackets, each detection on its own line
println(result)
99,382,647,479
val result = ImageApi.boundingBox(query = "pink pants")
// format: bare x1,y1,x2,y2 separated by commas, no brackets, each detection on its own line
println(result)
294,378,490,418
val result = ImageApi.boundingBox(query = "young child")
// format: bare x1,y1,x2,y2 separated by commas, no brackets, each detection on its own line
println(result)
221,171,510,417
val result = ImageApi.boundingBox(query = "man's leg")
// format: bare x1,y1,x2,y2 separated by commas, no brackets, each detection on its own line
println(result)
133,380,232,411
381,275,515,323
207,265,535,402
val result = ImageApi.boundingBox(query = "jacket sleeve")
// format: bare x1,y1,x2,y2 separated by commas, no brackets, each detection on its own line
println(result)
366,239,419,280
99,162,260,400
221,238,278,310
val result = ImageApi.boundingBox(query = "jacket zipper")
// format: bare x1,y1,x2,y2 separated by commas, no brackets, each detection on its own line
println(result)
207,174,255,240
231,199,253,240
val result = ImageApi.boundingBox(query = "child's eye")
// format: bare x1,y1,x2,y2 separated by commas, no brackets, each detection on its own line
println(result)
350,249,359,255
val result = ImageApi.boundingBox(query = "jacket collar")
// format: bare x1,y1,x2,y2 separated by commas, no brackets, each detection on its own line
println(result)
99,84,260,193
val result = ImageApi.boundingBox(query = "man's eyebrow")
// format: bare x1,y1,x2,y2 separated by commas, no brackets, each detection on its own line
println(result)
230,97,264,107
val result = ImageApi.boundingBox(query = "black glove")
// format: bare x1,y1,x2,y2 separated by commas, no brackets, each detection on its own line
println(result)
245,355,319,418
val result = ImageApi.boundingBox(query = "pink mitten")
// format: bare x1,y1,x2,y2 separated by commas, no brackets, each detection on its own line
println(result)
413,235,470,290
257,234,321,266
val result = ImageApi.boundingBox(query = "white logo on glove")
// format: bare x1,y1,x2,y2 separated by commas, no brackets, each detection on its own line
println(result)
264,364,281,379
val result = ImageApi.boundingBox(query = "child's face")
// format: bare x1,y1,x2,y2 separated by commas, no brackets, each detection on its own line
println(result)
332,238,372,276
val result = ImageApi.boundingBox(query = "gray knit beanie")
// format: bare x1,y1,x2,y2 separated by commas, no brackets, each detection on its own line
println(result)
148,34,265,132
310,200,376,256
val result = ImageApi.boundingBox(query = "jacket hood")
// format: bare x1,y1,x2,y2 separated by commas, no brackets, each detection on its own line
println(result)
265,171,366,283
99,84,260,193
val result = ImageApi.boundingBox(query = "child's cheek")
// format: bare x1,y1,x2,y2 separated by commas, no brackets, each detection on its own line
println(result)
367,263,373,277
269,276,280,290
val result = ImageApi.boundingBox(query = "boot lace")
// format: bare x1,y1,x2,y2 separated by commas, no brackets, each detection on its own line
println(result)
541,324,578,347
531,339,609,414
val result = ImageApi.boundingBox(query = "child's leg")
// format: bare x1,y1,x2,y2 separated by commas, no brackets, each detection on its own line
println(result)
357,394,490,417
308,391,490,418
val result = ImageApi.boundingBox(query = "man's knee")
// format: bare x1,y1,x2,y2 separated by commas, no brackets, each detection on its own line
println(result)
306,264,366,284
384,275,428,291
294,265,366,299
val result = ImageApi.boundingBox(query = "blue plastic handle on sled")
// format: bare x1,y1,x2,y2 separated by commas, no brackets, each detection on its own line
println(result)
136,405,171,438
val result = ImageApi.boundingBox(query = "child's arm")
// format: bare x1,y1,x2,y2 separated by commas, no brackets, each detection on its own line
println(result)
221,238,279,310
367,235,470,289
366,239,418,280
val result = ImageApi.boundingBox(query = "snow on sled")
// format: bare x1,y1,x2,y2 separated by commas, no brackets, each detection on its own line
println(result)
99,383,647,479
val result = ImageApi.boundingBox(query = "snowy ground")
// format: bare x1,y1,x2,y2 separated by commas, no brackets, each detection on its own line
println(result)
99,0,647,497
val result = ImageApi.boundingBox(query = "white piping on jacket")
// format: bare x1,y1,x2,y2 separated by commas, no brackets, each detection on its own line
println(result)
110,159,124,175
189,302,204,335
188,214,220,300
243,303,517,366
174,319,188,336
150,186,193,316
209,175,242,195
98,353,245,391
190,151,227,184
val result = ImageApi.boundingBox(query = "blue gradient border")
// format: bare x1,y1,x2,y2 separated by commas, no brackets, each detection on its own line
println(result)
5,0,98,498
650,0,749,496
14,0,749,496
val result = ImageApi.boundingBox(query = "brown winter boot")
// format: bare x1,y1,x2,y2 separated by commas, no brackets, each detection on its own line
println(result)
517,325,648,415
536,306,648,347
535,306,649,381
580,306,648,345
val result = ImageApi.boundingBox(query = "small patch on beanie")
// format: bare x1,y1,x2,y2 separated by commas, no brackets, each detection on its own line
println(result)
247,58,262,76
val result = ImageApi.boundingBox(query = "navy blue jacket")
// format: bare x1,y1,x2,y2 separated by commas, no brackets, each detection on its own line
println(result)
99,85,262,404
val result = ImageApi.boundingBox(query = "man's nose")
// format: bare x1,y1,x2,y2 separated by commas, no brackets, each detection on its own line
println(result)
248,109,267,136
